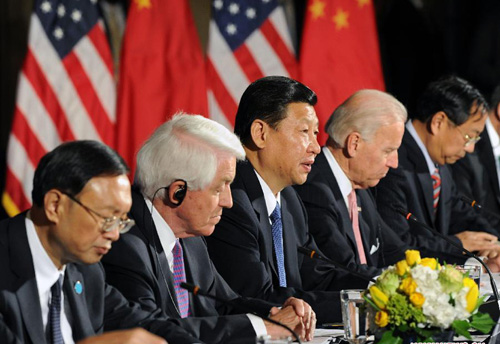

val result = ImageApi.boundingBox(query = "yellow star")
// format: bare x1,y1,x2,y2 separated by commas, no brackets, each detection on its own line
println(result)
357,0,370,7
308,0,326,19
332,8,349,30
134,0,151,10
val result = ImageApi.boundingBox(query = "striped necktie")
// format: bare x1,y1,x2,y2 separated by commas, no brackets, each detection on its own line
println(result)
270,202,287,287
172,240,190,318
348,190,367,264
48,274,64,344
431,168,441,213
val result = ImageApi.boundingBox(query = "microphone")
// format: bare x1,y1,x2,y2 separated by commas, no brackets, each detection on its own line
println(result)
460,195,500,222
392,206,500,304
297,246,376,284
180,282,302,343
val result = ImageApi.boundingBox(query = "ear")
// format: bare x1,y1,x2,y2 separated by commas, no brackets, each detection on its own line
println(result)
43,189,63,224
345,132,362,158
249,119,270,149
495,103,500,122
168,180,187,206
429,111,447,135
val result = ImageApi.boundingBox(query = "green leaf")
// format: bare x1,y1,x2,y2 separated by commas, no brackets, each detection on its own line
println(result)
452,320,472,339
378,330,403,344
471,312,496,334
363,294,381,311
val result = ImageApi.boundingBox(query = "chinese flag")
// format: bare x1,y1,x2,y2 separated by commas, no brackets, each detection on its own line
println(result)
116,0,207,173
300,0,385,144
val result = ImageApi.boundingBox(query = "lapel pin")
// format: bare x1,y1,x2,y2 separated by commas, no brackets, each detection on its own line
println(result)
74,281,83,295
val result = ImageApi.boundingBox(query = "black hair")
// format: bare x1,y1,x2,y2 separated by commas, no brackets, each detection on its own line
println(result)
234,76,317,144
31,140,129,207
413,75,488,125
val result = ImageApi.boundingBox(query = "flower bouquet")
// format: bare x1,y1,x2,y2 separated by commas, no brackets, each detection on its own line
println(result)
364,250,495,344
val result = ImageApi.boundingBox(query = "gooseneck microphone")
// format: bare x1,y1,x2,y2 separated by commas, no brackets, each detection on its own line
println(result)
180,282,302,343
297,246,376,284
460,195,500,221
392,206,500,304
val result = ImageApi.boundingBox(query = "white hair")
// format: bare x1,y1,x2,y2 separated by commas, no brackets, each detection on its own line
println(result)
135,112,246,199
325,89,407,147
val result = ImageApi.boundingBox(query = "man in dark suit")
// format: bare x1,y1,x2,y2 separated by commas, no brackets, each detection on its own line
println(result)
102,113,314,343
376,76,500,266
0,141,204,344
452,84,500,232
205,76,370,326
294,90,410,278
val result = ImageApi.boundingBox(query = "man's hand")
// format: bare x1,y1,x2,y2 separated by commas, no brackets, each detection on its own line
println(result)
281,297,316,341
485,254,500,272
265,305,303,341
455,231,498,252
77,328,167,344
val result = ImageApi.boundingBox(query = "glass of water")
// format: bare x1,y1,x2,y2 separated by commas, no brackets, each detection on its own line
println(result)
341,289,368,344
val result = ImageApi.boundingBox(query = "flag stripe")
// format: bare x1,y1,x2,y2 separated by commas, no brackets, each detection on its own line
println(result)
62,51,114,145
233,44,265,84
207,89,232,130
29,14,101,141
16,74,62,151
74,33,116,122
260,19,296,78
207,59,238,126
268,6,295,55
6,135,35,207
11,107,47,167
88,22,114,76
22,50,75,142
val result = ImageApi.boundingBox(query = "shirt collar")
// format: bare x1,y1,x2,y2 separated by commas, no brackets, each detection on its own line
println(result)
26,214,66,296
254,170,281,217
144,197,177,268
486,117,500,148
322,146,352,207
407,120,438,174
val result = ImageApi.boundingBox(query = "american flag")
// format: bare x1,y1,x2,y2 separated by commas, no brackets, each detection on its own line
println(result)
2,0,115,216
207,0,297,128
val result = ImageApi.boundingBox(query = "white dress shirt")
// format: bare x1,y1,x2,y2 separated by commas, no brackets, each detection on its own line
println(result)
145,197,267,336
26,214,74,344
323,146,353,210
407,120,438,175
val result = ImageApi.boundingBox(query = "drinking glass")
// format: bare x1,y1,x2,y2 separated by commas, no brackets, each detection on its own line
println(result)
341,289,368,344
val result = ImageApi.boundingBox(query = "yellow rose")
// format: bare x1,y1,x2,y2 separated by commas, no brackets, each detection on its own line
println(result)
409,292,425,308
399,276,417,295
405,250,421,266
420,257,438,270
369,285,389,310
464,277,479,312
375,311,389,327
396,260,409,276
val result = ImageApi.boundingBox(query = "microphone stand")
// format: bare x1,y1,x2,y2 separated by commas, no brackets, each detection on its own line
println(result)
297,246,376,284
460,195,500,222
392,206,500,304
181,282,302,343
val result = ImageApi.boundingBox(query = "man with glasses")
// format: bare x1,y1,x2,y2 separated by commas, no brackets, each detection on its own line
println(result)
376,76,500,265
0,140,205,343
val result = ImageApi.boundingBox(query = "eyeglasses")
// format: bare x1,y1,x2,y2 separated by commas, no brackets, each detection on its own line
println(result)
61,192,135,234
454,125,481,147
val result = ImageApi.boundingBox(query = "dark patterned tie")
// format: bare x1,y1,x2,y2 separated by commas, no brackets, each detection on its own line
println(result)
172,240,190,318
431,168,441,213
270,202,287,287
48,275,64,344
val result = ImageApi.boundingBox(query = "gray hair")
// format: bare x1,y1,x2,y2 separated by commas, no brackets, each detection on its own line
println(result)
135,112,246,199
325,89,407,148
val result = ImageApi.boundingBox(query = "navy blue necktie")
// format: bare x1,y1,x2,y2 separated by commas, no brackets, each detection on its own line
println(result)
48,275,64,344
270,202,287,287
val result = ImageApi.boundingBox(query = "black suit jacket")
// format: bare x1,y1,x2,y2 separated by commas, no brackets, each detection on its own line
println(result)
206,160,369,325
375,131,494,263
451,129,500,233
0,213,203,344
293,151,408,277
102,188,275,344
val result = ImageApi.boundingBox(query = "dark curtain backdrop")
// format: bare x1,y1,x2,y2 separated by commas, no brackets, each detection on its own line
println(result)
1,0,498,219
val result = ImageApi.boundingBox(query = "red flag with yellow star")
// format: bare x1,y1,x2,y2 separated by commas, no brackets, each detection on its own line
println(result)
116,0,207,173
299,0,385,144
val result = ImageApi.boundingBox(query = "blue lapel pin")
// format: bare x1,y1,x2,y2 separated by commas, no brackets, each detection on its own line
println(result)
74,281,83,295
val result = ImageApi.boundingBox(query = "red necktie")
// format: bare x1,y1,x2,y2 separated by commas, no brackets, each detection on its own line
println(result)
348,190,367,264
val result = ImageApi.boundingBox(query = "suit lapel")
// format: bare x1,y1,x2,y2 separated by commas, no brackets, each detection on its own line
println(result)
9,214,47,344
280,195,297,285
64,265,94,339
478,131,500,202
239,162,278,281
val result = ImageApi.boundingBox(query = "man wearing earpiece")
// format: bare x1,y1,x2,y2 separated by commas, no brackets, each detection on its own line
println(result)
101,113,315,343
